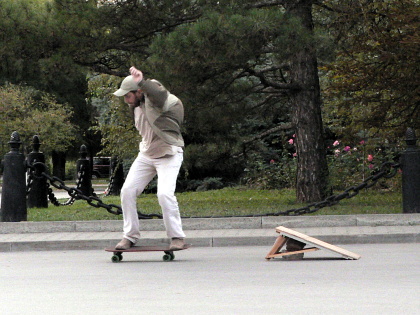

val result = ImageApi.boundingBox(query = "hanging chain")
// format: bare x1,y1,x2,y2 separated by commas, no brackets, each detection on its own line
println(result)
47,165,86,206
27,161,162,219
27,161,400,219
187,161,400,218
267,161,400,217
104,160,120,196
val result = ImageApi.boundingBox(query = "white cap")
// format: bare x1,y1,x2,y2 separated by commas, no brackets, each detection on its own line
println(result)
113,75,139,96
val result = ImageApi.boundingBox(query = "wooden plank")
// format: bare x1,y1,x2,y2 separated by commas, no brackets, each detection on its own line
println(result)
275,226,361,260
265,235,287,259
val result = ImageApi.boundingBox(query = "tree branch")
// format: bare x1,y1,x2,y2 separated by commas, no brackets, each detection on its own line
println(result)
246,67,301,91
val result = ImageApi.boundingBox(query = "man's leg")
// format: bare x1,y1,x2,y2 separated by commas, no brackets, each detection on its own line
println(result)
155,152,186,241
118,153,156,246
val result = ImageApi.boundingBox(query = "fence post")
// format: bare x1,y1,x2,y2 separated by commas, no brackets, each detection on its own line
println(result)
27,135,48,208
108,157,124,195
0,131,27,222
77,144,93,196
400,127,420,213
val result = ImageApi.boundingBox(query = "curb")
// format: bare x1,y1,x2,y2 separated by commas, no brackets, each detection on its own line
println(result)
0,214,419,252
1,214,419,234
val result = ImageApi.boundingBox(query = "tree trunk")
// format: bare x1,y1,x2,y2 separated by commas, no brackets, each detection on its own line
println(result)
285,0,329,202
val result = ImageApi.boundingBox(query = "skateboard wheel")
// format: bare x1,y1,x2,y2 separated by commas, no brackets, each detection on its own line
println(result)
111,254,121,263
163,251,175,261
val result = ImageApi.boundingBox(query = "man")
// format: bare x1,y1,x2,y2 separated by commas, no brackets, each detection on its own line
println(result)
113,66,186,250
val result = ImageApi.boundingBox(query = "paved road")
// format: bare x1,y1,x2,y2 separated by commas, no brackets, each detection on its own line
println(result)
1,243,419,314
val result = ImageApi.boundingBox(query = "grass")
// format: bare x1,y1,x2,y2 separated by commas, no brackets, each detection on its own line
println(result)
27,186,403,221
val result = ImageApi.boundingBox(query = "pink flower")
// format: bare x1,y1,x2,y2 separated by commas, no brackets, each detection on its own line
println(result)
333,140,340,146
270,159,275,164
367,154,374,162
288,139,294,145
344,146,351,152
293,153,297,157
359,140,365,145
368,164,374,169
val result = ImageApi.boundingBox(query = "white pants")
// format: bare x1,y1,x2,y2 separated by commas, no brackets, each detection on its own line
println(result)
120,152,185,243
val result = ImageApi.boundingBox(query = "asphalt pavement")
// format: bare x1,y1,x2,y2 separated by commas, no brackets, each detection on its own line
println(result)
1,207,419,314
1,244,419,314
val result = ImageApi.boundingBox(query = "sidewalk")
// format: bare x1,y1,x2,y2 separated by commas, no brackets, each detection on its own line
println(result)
0,213,419,252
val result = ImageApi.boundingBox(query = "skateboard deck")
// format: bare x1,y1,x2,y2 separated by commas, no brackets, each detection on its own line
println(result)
105,244,191,262
266,226,361,260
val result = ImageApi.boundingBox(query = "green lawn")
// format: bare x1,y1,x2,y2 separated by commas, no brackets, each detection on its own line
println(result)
27,187,403,221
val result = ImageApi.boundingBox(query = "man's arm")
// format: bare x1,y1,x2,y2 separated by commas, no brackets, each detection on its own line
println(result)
130,66,143,83
130,66,168,108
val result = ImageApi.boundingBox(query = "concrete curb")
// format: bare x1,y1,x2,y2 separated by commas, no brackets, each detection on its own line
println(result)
0,214,419,252
1,214,419,234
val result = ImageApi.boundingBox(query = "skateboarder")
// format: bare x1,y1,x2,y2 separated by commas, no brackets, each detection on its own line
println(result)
113,66,186,251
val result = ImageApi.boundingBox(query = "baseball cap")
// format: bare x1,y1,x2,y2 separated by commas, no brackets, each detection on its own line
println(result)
113,75,139,96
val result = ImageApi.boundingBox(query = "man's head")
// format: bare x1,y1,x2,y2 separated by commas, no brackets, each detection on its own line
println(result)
113,75,139,97
113,75,144,106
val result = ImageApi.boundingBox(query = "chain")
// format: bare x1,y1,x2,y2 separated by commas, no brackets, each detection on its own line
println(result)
47,166,86,206
105,161,120,196
26,167,34,196
185,161,400,218
27,162,162,219
266,161,400,217
26,161,400,219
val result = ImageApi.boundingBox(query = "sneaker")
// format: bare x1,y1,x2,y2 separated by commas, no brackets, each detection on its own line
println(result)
115,238,133,250
169,238,185,250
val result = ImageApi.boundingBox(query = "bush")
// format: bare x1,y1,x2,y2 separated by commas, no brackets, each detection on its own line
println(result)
327,139,401,191
242,150,297,190
65,160,77,180
196,177,225,191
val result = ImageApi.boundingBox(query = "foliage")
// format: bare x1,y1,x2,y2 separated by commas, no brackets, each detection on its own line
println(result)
0,0,97,159
0,0,414,202
0,84,76,156
241,132,297,190
243,153,297,190
88,74,140,160
326,138,401,191
322,0,420,142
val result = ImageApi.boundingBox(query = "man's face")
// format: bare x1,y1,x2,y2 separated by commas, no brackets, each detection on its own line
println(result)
124,90,143,106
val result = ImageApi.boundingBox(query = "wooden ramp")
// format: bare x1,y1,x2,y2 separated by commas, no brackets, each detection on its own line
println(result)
266,226,361,260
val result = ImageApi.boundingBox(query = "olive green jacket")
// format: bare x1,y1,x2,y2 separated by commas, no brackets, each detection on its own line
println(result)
138,79,184,148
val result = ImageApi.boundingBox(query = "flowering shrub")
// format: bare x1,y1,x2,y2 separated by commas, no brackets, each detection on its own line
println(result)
242,148,297,190
327,140,401,191
243,135,401,191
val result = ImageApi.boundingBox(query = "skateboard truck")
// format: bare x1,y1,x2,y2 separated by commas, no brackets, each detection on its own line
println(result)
265,226,361,260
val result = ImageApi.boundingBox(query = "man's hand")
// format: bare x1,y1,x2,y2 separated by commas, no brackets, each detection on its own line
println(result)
129,66,143,83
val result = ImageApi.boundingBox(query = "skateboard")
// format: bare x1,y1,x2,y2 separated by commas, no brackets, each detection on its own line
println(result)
105,244,191,263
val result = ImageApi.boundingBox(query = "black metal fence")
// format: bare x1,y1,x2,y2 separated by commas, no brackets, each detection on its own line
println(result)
0,128,419,222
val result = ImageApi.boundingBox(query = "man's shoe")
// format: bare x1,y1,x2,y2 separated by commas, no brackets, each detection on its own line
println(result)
115,238,133,250
169,238,185,250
